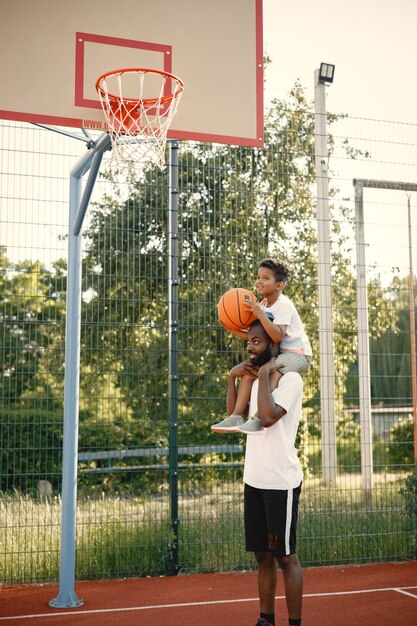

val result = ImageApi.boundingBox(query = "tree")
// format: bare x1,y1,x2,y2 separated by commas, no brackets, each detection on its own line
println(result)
78,84,394,484
369,275,415,405
0,252,66,403
0,252,68,490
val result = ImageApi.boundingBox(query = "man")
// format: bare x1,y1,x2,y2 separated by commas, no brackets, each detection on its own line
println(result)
227,319,304,626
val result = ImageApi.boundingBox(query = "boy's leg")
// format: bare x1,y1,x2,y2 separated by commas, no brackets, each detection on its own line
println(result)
211,375,253,432
268,369,282,392
232,374,254,415
275,353,311,375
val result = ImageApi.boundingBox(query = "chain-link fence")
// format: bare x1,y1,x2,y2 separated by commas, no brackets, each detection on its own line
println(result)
1,89,417,584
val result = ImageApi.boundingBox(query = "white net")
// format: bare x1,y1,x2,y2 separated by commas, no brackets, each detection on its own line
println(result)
96,68,184,175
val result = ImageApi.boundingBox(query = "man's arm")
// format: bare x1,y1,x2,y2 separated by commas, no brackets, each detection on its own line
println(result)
256,359,287,427
219,319,249,340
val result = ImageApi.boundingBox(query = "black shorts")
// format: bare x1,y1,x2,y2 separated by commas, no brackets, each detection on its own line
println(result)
244,482,302,557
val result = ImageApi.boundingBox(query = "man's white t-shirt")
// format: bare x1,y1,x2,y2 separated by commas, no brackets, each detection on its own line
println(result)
243,372,303,490
262,294,312,356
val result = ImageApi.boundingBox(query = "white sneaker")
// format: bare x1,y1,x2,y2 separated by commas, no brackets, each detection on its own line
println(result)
237,416,263,434
211,415,245,433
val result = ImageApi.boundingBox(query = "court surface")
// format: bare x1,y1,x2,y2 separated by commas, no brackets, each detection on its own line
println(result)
0,561,416,625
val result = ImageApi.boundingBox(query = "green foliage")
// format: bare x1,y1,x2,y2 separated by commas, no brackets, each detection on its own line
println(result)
345,275,417,406
76,517,174,578
80,83,375,476
0,84,405,495
399,469,417,556
0,407,63,492
0,479,413,583
370,321,415,405
0,251,67,405
388,416,415,466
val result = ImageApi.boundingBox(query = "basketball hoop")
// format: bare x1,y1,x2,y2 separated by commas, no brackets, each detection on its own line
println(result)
96,68,184,175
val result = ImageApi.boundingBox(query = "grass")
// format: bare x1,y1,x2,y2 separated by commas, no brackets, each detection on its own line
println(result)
0,472,414,585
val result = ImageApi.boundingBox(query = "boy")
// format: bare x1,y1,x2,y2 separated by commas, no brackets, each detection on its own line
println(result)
211,258,311,434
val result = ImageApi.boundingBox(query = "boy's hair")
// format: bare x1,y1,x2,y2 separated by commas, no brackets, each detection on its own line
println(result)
259,258,292,284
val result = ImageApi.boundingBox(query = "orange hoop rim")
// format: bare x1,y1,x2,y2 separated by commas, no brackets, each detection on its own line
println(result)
95,67,184,108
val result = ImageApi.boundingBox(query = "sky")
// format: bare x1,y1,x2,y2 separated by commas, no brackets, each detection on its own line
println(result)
263,0,417,123
262,0,417,283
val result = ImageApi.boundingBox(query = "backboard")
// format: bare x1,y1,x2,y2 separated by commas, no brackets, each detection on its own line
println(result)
0,0,264,147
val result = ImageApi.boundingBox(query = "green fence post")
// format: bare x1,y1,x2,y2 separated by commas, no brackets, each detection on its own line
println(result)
168,140,180,574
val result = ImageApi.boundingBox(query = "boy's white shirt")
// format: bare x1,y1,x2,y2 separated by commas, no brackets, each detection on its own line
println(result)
261,293,312,356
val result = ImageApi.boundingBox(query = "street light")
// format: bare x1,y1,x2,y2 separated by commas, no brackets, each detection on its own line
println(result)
319,62,335,84
314,63,336,485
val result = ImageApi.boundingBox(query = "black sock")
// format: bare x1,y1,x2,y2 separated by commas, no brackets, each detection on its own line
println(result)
260,613,275,625
288,619,301,626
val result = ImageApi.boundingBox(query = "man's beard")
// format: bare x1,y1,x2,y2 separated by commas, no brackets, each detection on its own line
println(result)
250,344,272,366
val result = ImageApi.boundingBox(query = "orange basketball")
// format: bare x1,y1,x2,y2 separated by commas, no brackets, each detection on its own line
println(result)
217,288,258,331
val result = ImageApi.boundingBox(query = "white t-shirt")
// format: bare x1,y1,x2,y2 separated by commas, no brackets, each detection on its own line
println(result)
262,294,312,356
243,372,304,490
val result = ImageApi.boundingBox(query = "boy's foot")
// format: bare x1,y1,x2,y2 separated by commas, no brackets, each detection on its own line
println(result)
237,416,263,434
211,415,244,432
254,620,273,626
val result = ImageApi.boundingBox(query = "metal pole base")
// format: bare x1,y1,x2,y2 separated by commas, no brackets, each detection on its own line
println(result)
49,592,84,609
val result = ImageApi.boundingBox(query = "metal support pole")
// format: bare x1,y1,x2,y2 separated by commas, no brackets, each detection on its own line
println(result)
73,150,105,236
353,180,373,495
314,70,337,485
50,132,111,608
168,140,180,574
406,194,417,462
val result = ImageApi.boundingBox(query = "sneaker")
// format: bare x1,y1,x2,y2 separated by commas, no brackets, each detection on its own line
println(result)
211,414,244,432
237,416,263,434
254,619,273,626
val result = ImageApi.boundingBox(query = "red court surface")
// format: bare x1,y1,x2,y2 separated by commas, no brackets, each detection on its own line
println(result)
1,561,416,625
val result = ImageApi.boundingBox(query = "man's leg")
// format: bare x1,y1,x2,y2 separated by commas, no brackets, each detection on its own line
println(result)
276,553,303,621
254,551,277,615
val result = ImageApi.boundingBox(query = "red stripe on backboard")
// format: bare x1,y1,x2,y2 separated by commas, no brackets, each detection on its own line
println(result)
74,32,172,109
0,109,263,147
0,110,85,128
74,34,86,108
168,128,264,148
255,0,264,146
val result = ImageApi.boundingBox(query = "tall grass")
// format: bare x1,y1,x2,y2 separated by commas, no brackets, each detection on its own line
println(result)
0,473,414,585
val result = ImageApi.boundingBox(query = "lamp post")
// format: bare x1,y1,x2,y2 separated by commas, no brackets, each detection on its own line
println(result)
318,63,335,85
314,63,337,485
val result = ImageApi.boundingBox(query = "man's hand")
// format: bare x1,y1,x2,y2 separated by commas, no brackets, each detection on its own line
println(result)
229,360,259,381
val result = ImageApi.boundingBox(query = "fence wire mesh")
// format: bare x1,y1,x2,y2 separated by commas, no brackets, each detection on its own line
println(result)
1,92,417,584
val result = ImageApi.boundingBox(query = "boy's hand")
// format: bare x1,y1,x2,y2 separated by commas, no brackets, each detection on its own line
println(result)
244,299,263,318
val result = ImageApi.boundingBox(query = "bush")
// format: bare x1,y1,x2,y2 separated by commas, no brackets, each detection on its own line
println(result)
0,407,63,492
387,416,414,466
399,469,417,556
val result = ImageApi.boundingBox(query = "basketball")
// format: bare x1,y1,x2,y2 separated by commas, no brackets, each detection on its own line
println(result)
217,288,258,331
